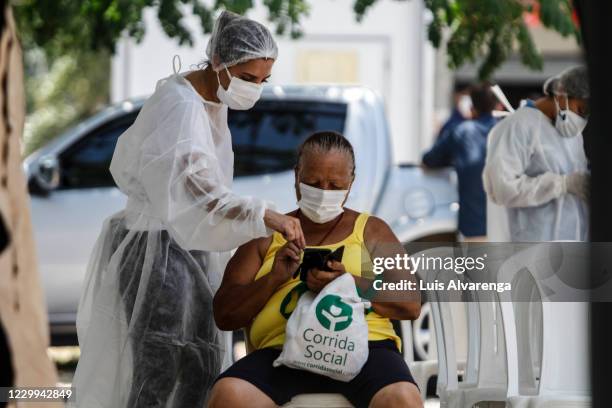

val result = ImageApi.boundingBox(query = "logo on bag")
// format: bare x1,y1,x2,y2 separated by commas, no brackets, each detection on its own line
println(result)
315,295,353,331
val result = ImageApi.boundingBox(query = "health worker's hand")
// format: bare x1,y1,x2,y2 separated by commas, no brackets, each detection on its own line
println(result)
564,172,589,203
264,210,306,249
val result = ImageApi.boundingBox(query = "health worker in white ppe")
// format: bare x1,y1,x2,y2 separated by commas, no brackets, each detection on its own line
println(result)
72,11,305,408
483,66,590,242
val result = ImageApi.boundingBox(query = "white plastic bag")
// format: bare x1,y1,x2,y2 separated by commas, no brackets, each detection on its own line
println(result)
273,273,370,382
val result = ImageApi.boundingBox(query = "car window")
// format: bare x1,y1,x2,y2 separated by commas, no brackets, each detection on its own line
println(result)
229,101,347,177
56,100,347,189
58,113,137,189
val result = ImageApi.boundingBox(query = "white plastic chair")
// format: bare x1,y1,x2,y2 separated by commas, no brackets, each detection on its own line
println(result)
403,305,439,401
435,290,508,407
421,246,508,407
406,247,473,401
413,302,469,398
283,394,353,407
497,243,591,407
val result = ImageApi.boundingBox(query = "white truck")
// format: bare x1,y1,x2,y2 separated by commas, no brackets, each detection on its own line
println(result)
25,84,458,352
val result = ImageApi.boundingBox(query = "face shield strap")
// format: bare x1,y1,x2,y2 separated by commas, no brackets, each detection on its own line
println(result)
172,55,182,74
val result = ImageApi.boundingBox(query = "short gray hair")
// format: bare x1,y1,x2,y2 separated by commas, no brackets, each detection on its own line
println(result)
296,131,355,176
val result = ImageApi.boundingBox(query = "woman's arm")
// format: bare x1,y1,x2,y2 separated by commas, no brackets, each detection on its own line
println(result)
482,119,566,208
361,216,421,321
135,100,304,251
422,126,455,168
213,238,302,331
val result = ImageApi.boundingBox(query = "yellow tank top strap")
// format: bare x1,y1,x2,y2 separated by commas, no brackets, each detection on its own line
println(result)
258,232,286,275
352,212,370,242
269,212,370,248
271,231,286,247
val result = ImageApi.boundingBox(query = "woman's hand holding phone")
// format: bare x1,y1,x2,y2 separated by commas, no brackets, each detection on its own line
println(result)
306,260,346,293
270,242,303,285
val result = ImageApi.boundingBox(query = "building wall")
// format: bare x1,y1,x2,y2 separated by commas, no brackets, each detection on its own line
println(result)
111,0,436,163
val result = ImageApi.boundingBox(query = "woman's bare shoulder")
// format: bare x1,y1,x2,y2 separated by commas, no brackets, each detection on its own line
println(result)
363,214,397,242
343,208,361,218
241,235,275,260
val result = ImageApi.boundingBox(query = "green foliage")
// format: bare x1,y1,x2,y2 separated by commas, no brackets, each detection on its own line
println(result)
13,0,580,81
264,0,310,38
356,0,579,79
12,0,308,56
12,0,578,154
22,50,110,155
13,0,310,154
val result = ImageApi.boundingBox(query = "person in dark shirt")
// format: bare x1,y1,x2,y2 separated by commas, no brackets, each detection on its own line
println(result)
435,87,471,141
422,83,498,241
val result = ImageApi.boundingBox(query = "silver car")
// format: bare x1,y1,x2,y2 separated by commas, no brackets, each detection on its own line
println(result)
24,85,458,347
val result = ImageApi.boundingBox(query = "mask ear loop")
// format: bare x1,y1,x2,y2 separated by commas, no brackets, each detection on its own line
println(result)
217,65,232,91
172,55,182,74
562,94,570,119
553,95,564,121
216,70,222,88
555,93,572,121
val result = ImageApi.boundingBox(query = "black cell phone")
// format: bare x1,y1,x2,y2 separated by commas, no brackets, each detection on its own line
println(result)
294,248,330,280
325,246,345,265
293,246,345,281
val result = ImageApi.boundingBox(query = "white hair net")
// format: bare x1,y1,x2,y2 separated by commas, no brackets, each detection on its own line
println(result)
542,76,559,96
546,66,590,99
206,10,278,71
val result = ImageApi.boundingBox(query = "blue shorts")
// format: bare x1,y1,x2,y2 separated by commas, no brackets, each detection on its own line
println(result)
216,340,417,408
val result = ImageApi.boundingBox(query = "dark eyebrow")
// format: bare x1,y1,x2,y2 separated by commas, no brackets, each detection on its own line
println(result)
241,71,271,80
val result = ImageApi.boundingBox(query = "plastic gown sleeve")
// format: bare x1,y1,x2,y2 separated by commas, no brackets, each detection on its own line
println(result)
139,100,272,251
483,118,565,208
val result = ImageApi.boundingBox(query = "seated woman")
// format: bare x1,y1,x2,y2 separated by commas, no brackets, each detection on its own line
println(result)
209,131,422,408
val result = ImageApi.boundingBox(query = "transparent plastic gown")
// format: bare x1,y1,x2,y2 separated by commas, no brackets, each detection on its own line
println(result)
72,73,272,407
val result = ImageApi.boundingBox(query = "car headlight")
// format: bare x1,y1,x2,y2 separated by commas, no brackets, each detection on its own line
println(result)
403,188,434,220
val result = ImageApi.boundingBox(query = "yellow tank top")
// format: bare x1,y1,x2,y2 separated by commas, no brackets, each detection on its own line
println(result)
249,213,401,351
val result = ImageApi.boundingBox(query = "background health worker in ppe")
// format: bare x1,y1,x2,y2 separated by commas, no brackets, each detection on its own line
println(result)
483,66,590,241
72,11,306,408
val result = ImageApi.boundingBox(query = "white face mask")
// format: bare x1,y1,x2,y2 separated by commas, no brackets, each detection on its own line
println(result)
458,95,473,118
216,66,263,110
297,182,348,224
554,95,587,138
